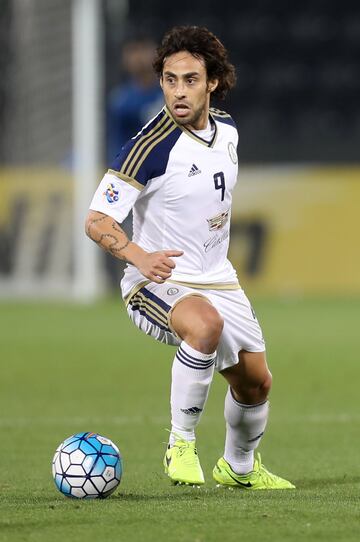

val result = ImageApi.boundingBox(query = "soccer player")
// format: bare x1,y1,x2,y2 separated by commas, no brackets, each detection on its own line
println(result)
86,26,295,490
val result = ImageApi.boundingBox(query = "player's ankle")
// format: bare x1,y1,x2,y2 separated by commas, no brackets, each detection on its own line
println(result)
169,427,195,445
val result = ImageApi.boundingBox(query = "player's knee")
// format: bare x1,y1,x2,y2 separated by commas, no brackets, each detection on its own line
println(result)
251,370,272,402
249,370,272,401
198,307,224,341
231,368,272,404
261,371,272,396
185,307,223,353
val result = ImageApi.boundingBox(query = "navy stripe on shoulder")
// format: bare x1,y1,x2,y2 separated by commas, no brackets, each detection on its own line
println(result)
110,109,167,171
140,108,168,136
109,108,181,188
210,107,237,128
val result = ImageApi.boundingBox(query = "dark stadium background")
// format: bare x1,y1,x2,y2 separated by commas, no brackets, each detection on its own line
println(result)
1,0,359,163
106,0,360,163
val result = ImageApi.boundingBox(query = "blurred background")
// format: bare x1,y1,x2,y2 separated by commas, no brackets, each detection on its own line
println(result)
0,0,359,300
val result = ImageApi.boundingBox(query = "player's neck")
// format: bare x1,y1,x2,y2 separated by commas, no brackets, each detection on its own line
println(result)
185,109,210,131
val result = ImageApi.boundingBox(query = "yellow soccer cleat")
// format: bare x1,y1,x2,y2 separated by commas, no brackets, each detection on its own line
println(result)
213,454,295,489
164,439,205,486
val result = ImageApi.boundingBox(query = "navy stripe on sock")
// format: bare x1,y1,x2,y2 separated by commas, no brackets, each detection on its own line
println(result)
176,352,215,370
178,346,215,366
178,345,214,363
176,350,214,368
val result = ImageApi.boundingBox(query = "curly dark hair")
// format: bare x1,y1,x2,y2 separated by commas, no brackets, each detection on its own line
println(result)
153,26,236,100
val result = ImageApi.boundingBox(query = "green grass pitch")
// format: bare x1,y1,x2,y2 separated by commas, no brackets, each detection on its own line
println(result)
1,297,359,542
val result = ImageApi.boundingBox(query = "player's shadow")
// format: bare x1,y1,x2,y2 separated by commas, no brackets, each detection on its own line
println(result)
112,489,232,501
113,473,360,499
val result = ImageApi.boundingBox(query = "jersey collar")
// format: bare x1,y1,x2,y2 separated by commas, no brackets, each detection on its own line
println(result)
164,106,218,148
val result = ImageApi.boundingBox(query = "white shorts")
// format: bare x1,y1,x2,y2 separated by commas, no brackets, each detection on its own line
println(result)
126,282,266,372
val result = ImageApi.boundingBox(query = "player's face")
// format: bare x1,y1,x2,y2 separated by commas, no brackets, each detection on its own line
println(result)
160,51,218,131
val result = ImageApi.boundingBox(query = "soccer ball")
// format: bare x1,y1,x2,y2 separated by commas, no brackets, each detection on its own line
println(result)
52,432,122,499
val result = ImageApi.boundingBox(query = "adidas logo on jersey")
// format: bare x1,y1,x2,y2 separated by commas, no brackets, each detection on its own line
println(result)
188,163,201,177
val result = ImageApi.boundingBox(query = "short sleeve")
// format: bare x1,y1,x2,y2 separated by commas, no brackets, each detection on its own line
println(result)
89,108,182,223
89,172,140,224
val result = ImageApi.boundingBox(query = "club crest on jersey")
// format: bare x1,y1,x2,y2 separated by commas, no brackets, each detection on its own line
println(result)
228,142,238,164
103,182,119,204
207,209,230,231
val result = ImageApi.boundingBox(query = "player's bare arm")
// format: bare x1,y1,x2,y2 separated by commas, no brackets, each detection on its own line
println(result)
85,210,130,257
85,210,183,283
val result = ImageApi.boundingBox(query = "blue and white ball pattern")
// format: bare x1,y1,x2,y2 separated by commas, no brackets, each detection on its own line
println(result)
52,432,122,498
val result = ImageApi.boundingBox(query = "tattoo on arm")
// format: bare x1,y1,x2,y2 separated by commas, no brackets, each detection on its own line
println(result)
86,212,130,260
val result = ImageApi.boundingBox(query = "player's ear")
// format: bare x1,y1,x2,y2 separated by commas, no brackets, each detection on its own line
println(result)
160,76,164,90
207,79,218,94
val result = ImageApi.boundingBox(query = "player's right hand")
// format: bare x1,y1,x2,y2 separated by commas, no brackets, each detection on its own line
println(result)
135,250,183,283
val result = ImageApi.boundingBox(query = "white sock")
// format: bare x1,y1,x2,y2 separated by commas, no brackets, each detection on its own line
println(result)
169,341,216,446
224,387,269,474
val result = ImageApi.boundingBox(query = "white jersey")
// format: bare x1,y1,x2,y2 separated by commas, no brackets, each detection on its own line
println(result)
90,106,240,299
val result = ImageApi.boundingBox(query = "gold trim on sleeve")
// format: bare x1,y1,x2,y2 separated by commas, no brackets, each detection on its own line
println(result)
107,169,144,191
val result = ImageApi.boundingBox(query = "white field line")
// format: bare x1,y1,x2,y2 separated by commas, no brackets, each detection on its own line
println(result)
0,416,168,428
0,413,359,428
